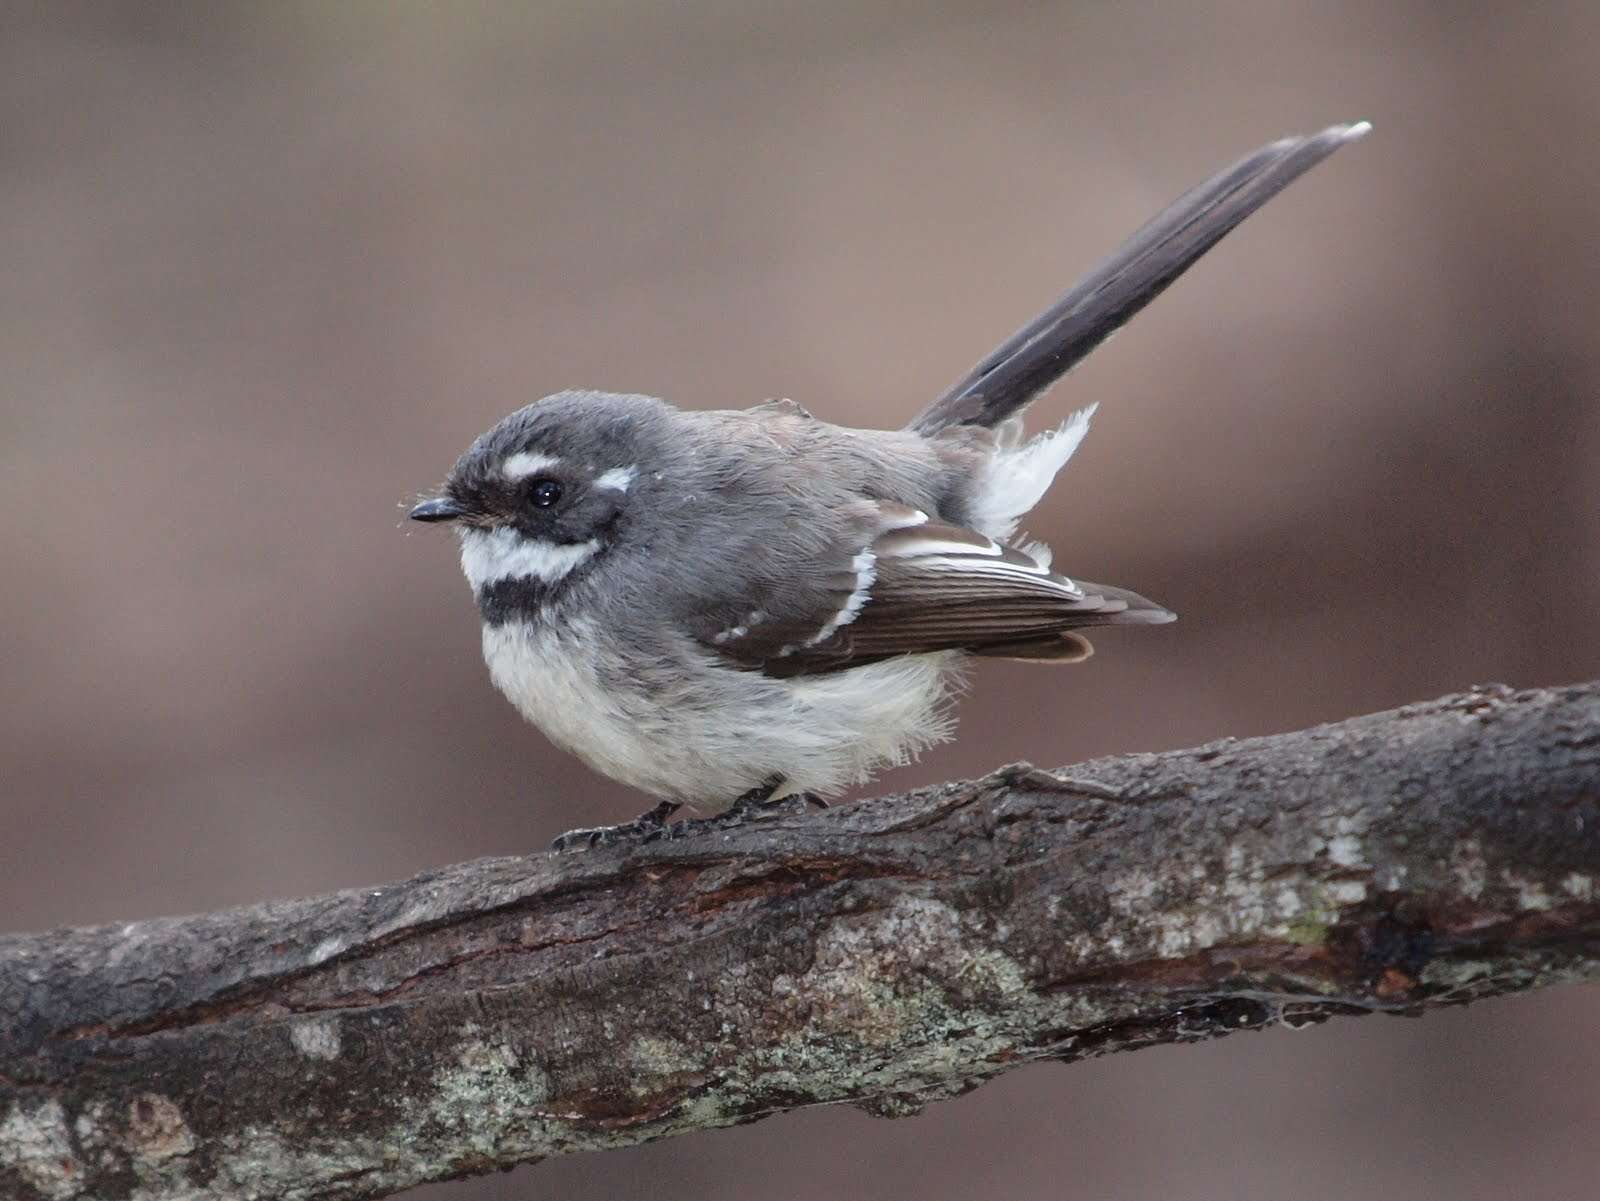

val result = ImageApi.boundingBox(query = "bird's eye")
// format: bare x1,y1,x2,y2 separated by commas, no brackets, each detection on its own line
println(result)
528,478,563,508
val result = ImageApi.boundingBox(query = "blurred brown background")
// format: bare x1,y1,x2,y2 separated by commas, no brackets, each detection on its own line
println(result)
5,2,1599,1199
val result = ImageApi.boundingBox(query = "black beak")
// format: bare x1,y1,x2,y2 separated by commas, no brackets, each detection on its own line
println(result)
409,496,466,523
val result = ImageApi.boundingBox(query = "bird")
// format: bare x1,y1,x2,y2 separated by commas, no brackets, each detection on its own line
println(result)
409,121,1370,849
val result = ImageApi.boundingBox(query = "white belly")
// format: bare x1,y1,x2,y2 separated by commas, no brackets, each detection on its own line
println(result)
481,617,962,809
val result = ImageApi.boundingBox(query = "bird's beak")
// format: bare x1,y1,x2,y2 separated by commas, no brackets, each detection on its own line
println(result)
409,496,466,523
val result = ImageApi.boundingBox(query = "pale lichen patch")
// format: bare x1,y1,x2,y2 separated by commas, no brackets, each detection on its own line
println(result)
419,1028,558,1163
2,1100,84,1200
309,936,346,962
1103,848,1340,960
208,1127,397,1201
1274,884,1305,921
127,1094,195,1162
733,896,1068,1111
1106,871,1159,914
122,1094,201,1198
1377,863,1409,891
1326,834,1365,868
1220,843,1270,929
1326,879,1368,906
73,1101,117,1172
628,1035,703,1080
4,1096,205,1201
200,1028,561,1201
1505,873,1554,912
288,1016,342,1061
1157,914,1224,958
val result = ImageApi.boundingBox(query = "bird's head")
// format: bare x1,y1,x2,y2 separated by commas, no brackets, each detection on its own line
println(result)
410,391,668,609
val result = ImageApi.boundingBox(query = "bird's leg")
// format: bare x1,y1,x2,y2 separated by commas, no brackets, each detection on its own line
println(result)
549,799,682,852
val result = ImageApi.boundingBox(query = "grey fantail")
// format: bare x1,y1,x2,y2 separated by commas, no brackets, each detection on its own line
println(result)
410,122,1370,848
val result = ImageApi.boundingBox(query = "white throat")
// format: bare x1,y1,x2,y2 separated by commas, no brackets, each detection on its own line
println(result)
458,526,600,591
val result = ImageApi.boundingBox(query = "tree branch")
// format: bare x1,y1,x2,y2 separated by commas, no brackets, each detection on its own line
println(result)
4,682,1599,1201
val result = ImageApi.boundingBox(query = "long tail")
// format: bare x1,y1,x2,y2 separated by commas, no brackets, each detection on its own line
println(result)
908,121,1371,435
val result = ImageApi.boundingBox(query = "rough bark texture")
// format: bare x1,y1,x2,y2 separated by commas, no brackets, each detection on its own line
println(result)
3,681,1599,1201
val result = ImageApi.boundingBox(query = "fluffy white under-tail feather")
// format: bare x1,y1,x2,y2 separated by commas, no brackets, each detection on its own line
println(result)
966,403,1098,541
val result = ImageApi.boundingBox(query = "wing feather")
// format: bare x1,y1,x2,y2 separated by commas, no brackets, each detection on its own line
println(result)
696,504,1172,678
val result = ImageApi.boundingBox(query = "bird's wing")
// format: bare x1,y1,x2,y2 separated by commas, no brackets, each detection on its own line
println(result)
692,502,1172,678
908,121,1370,434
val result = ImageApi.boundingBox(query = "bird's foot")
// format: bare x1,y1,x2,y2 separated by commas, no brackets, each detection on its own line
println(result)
724,789,828,820
659,778,829,838
550,799,682,852
707,775,801,826
551,782,827,850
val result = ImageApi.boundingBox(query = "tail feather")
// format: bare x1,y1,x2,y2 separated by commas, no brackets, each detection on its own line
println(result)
908,121,1371,435
966,579,1173,664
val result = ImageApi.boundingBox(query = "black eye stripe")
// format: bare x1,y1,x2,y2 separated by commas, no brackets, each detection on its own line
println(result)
528,478,563,507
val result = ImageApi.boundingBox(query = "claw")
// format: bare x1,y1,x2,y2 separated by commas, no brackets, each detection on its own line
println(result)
549,778,823,850
692,776,816,831
550,799,681,852
729,774,787,815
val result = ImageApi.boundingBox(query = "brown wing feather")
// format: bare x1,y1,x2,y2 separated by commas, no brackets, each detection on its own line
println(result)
701,506,1172,679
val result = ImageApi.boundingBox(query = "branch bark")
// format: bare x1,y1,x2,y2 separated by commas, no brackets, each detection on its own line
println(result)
4,682,1599,1201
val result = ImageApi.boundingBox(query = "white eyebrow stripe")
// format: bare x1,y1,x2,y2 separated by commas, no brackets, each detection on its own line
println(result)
502,451,560,480
459,527,600,589
593,465,638,492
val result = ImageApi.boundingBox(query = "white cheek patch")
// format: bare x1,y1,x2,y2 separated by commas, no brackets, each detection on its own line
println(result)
459,526,600,589
501,451,561,480
593,464,638,492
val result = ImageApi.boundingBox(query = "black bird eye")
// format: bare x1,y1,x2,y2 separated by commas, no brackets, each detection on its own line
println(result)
528,478,563,508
